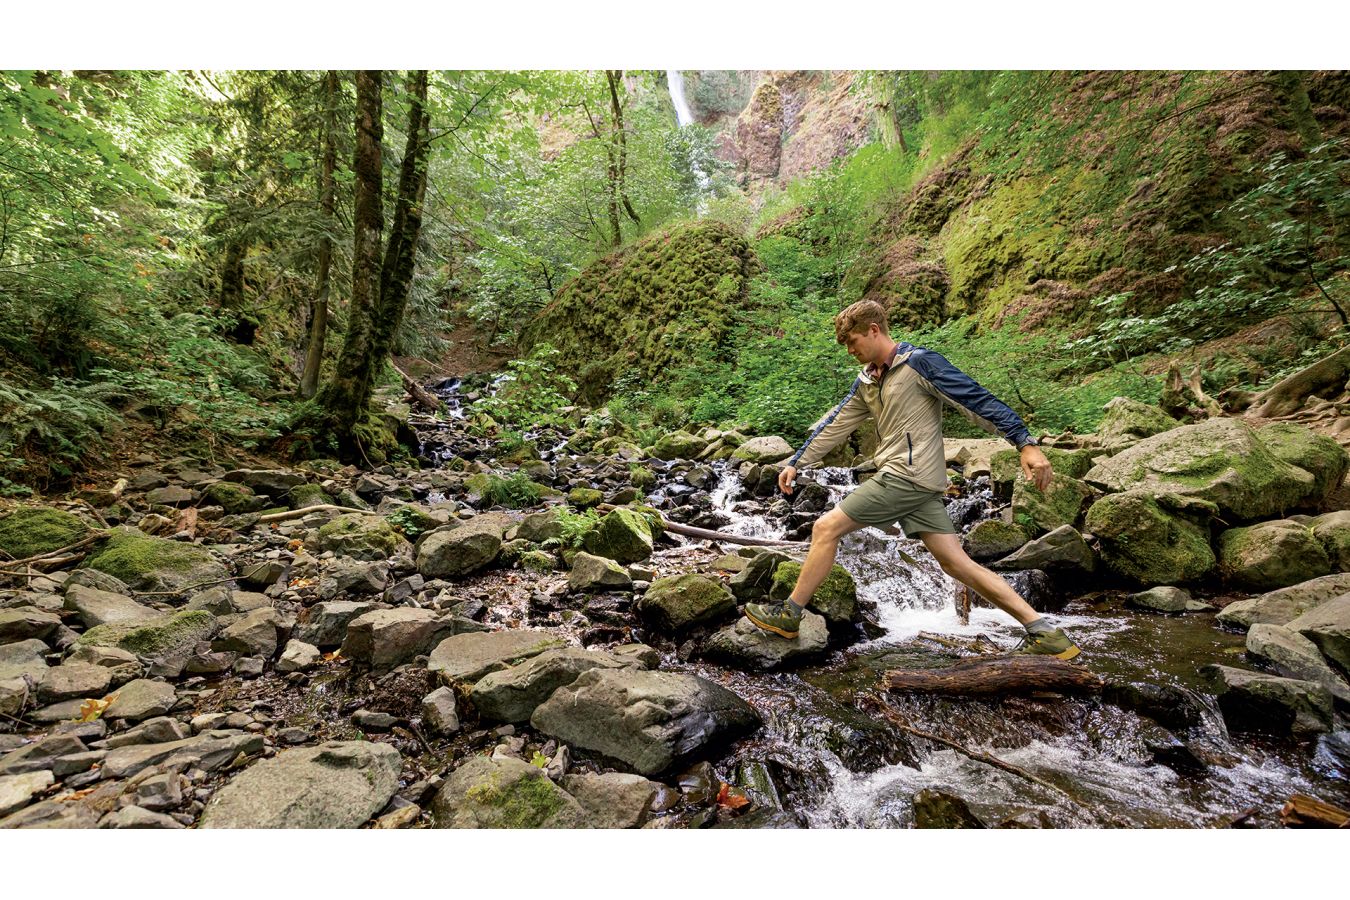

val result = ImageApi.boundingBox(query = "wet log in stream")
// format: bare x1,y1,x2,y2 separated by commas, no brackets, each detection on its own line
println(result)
883,655,1105,697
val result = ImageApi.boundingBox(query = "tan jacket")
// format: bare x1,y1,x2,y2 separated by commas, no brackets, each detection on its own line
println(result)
790,342,1034,492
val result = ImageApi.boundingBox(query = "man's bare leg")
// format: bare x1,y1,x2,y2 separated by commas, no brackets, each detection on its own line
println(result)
787,507,868,607
918,531,1039,624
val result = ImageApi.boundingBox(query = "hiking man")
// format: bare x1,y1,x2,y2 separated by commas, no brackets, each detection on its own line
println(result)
744,299,1081,659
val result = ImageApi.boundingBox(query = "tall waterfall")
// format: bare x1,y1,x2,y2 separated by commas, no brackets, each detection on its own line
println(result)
666,69,696,126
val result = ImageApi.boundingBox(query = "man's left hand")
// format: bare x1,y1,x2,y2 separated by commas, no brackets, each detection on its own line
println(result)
1020,445,1052,491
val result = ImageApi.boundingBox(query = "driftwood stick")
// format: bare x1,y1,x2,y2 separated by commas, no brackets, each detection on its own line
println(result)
915,631,998,656
0,532,106,570
597,503,807,548
255,504,373,524
883,655,1104,697
1280,793,1350,828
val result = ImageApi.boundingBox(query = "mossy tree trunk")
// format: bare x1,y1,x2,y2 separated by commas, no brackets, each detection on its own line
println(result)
300,70,340,399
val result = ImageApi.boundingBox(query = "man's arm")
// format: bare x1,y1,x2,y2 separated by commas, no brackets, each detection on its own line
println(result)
779,379,871,493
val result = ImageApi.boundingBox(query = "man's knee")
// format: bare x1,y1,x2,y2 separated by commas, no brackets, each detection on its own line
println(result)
811,510,855,542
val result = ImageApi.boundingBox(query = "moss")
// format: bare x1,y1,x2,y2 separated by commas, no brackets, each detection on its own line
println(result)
567,487,604,510
79,609,218,656
769,561,858,624
0,507,91,560
465,769,568,828
1256,423,1350,506
629,465,656,491
84,528,222,589
519,550,555,574
287,483,331,510
1084,490,1215,584
1218,520,1332,591
1012,474,1095,536
384,505,438,541
639,573,736,633
314,513,404,560
990,446,1098,489
963,520,1029,560
582,507,653,564
201,481,258,514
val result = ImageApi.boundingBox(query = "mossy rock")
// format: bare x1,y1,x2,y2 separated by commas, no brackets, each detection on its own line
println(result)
628,504,666,541
989,446,1098,491
201,481,264,515
514,509,564,543
1310,510,1350,571
431,756,585,828
1083,490,1215,585
1011,474,1095,536
384,505,439,541
520,550,556,575
78,609,219,658
1097,397,1180,449
652,430,709,461
1255,423,1350,507
629,465,657,491
83,528,229,593
0,507,91,560
582,507,653,565
729,550,791,602
287,483,332,510
1218,520,1332,592
637,574,737,635
313,514,408,561
769,561,859,627
567,487,604,510
963,520,1029,561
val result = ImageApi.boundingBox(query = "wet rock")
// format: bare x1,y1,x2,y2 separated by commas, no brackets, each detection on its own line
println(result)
470,648,635,724
1287,594,1350,676
1084,489,1214,584
963,520,1029,561
728,551,791,603
732,436,794,464
294,600,386,648
416,521,502,579
214,607,281,659
996,809,1055,829
1201,665,1333,737
82,527,229,593
100,805,185,829
200,740,401,828
311,513,408,561
0,734,87,775
1012,474,1095,536
993,525,1095,574
1247,624,1350,703
78,610,219,678
1101,681,1208,731
426,629,567,686
1126,586,1213,614
912,788,987,828
1223,576,1350,633
560,772,660,828
530,668,761,776
704,612,829,671
1310,510,1350,570
567,551,633,592
103,730,263,779
769,562,859,627
0,769,54,818
104,679,177,722
0,639,49,682
637,574,737,635
1255,422,1350,508
1218,520,1331,591
339,608,457,672
62,584,157,628
421,687,460,736
276,639,320,674
582,507,653,565
431,755,585,829
36,662,112,704
0,607,62,643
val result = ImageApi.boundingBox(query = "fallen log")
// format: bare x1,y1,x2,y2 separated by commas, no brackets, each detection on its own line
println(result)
393,363,444,413
883,655,1104,697
597,503,807,548
1280,793,1350,828
1245,345,1350,419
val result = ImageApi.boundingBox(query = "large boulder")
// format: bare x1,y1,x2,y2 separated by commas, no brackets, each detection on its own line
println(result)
1083,490,1214,584
470,648,635,723
963,520,1029,562
1255,423,1350,508
214,607,282,659
652,430,709,461
1084,418,1316,521
1246,624,1350,703
636,574,736,635
1126,586,1213,614
76,610,219,678
200,741,401,828
82,528,228,593
311,514,407,561
582,508,653,565
62,585,157,629
1310,510,1350,571
1097,397,1180,450
339,608,457,672
567,552,632,592
513,509,563,543
416,521,503,579
294,600,386,648
1011,474,1095,536
530,668,761,776
1287,594,1350,676
0,608,62,644
993,525,1095,574
35,662,111,704
704,612,829,671
431,755,585,829
728,550,791,602
0,507,91,560
559,772,660,829
426,630,567,686
1217,520,1331,591
768,562,859,627
1217,574,1350,630
1200,665,1334,737
732,436,795,464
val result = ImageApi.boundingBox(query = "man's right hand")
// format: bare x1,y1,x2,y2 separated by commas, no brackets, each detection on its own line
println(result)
778,465,799,495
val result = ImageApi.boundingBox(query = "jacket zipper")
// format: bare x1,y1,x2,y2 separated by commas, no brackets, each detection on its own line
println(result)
906,432,913,465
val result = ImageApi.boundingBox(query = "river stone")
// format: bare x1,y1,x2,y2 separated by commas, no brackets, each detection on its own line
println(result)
768,562,859,626
294,600,386,648
427,629,567,685
0,639,49,682
1084,489,1214,584
200,740,401,828
0,507,92,560
318,559,389,599
222,468,307,498
1126,586,1213,614
106,716,189,748
82,527,228,593
62,585,157,629
0,734,87,776
560,772,660,828
201,480,263,514
214,607,281,659
102,730,260,779
637,574,737,635
1255,422,1350,508
0,678,29,719
732,436,795,464
1287,594,1350,676
1011,474,1095,536
566,487,604,510
652,430,709,461
340,608,457,672
1217,574,1350,630
993,525,1095,574
729,551,791,602
582,507,653,565
1309,510,1350,571
567,552,633,592
1218,520,1331,591
1246,624,1350,703
515,509,563,543
145,485,194,506
63,568,131,596
0,769,54,818
912,788,987,828
103,679,177,722
0,607,62,643
530,668,761,776
1084,418,1316,521
1096,397,1180,451
470,647,635,724
99,806,185,829
77,610,219,678
311,514,407,561
66,643,140,670
421,686,460,736
963,520,1029,561
276,639,320,674
431,754,586,829
36,663,112,704
0,795,100,829
416,521,502,579
704,612,829,671
1200,665,1333,736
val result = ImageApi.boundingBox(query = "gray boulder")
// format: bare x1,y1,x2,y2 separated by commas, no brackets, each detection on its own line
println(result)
276,640,321,674
416,522,503,579
704,613,830,671
560,772,660,828
470,648,635,724
1287,594,1350,676
101,730,262,779
0,734,87,776
200,741,401,828
1126,586,1213,614
223,468,307,497
652,430,710,461
430,755,585,829
318,559,389,599
339,608,457,672
426,629,567,686
1246,624,1350,703
103,679,177,722
62,585,157,628
294,600,386,648
637,574,737,635
732,436,795,464
729,551,791,602
0,770,54,818
36,663,112,704
1218,520,1331,591
0,607,62,643
993,525,1095,574
530,668,761,776
421,687,460,736
1201,665,1333,737
76,610,219,679
214,607,281,659
567,552,633,592
0,639,49,682
1217,574,1350,630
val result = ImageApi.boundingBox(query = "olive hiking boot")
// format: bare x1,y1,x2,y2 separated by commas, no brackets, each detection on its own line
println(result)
1013,627,1081,660
744,599,804,640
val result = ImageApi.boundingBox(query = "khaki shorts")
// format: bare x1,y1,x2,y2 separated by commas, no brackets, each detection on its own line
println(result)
837,471,955,535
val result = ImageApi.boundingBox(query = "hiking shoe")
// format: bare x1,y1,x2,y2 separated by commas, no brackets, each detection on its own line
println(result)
1013,627,1081,660
744,599,803,639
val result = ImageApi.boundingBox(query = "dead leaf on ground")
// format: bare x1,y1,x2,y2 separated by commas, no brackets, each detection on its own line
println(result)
79,694,117,722
715,782,750,810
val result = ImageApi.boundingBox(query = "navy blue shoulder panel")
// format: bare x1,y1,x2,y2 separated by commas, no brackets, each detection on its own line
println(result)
904,348,1032,447
789,376,862,468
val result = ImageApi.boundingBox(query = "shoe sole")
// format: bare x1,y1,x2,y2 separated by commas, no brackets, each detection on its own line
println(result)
1013,645,1082,661
744,609,799,640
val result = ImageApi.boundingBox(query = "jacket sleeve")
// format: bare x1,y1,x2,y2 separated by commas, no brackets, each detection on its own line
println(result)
789,378,872,468
907,349,1034,448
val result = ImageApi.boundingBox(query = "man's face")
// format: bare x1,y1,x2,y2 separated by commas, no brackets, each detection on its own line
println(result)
843,324,884,366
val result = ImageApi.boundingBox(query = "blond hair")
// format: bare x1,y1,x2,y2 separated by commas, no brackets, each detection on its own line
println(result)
834,300,888,343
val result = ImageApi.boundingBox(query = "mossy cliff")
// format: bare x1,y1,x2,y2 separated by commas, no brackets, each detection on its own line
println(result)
521,221,761,404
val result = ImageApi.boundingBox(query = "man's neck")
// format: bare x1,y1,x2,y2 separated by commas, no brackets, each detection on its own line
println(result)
869,339,899,371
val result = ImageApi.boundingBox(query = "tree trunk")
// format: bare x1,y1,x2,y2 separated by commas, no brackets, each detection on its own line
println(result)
883,656,1104,697
218,240,246,311
300,70,339,399
607,70,640,227
1244,345,1350,419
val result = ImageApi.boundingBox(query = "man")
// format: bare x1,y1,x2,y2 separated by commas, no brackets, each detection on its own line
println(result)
744,299,1081,659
